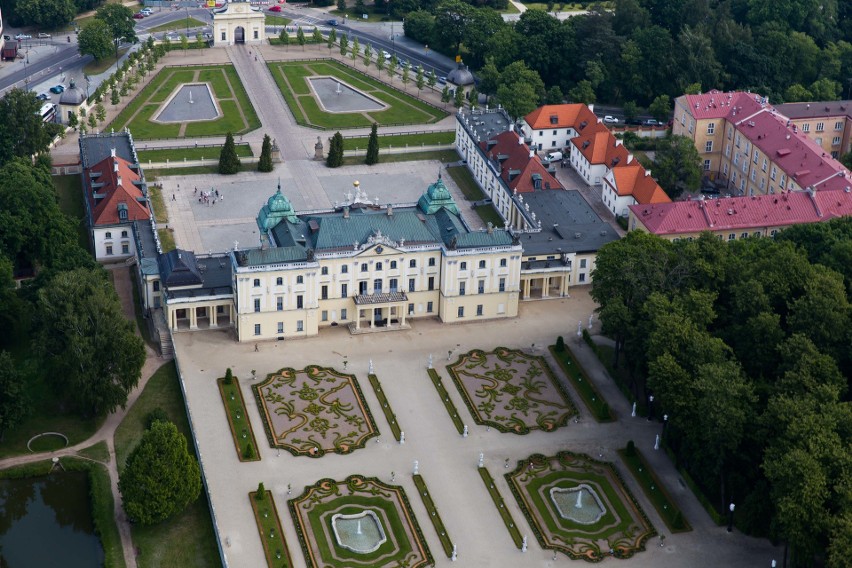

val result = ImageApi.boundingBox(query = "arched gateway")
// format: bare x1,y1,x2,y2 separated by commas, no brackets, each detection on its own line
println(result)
211,0,265,47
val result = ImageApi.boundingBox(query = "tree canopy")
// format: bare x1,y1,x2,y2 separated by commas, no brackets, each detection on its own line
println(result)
0,92,58,169
78,19,115,62
95,3,137,59
119,420,201,525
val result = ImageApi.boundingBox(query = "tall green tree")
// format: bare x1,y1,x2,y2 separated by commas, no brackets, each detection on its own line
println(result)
365,123,379,165
327,28,336,51
95,3,137,61
35,268,145,416
327,132,344,167
339,33,349,57
297,26,306,50
279,28,290,48
0,90,56,167
0,351,29,440
119,420,201,525
648,94,672,121
258,134,274,172
16,0,76,29
218,132,241,175
78,19,114,62
651,135,702,198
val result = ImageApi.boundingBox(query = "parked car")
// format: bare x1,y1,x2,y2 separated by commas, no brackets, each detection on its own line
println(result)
269,5,282,11
49,84,65,94
37,33,51,39
140,7,152,14
643,118,661,126
133,12,145,18
14,34,32,40
438,76,447,84
37,92,51,101
382,50,391,59
326,18,338,25
547,151,563,161
603,115,618,124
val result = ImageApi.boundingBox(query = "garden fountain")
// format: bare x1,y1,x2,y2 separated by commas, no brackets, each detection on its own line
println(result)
331,510,387,553
551,485,606,525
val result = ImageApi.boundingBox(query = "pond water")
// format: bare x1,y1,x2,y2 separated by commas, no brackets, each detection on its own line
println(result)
0,471,104,568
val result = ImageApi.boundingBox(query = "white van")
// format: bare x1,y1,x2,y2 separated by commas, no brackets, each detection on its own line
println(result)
546,151,563,161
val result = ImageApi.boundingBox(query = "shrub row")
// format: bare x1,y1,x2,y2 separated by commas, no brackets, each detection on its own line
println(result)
412,474,454,557
620,444,692,533
478,467,523,548
549,342,613,422
250,488,294,567
218,370,261,462
368,374,401,441
426,369,465,434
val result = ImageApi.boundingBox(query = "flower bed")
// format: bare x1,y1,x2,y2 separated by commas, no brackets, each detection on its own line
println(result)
250,488,294,567
549,344,613,422
368,374,401,442
412,474,453,557
426,368,465,434
218,373,260,461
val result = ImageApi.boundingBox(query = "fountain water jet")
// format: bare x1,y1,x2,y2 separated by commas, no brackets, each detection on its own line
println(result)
575,490,583,509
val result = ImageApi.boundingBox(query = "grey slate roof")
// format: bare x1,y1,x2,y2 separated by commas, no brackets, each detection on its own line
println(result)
79,132,136,169
159,249,203,287
163,252,233,299
520,190,618,255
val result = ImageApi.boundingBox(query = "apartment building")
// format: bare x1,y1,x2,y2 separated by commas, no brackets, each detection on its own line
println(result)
775,100,852,158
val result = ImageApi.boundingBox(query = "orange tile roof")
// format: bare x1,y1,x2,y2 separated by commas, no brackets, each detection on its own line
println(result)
571,130,630,167
86,155,149,226
524,104,599,131
609,165,670,204
479,131,563,193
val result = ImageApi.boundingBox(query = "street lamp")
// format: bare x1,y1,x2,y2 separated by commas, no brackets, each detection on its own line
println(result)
662,414,669,439
647,395,655,421
727,502,735,532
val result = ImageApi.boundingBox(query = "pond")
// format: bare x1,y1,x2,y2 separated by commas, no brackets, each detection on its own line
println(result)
0,471,104,568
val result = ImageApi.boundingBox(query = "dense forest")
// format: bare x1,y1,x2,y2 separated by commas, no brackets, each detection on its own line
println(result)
403,0,852,110
590,222,852,568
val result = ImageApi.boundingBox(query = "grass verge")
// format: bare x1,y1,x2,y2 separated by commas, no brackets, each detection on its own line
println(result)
341,149,459,166
147,183,168,223
114,361,220,568
265,14,292,26
412,474,453,557
474,204,504,227
584,335,645,415
146,163,252,177
148,17,208,33
618,446,692,533
130,269,157,348
549,344,613,422
218,375,261,461
342,131,455,151
78,440,110,463
445,165,485,201
478,467,523,548
426,369,465,434
368,374,401,441
83,49,127,74
250,490,294,567
53,174,90,252
138,143,252,163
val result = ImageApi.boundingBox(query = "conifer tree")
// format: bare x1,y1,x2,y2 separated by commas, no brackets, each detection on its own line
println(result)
365,123,379,165
258,134,274,172
326,132,344,168
279,28,290,49
219,132,241,175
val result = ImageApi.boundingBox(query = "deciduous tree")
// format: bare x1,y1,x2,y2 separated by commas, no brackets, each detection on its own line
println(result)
0,351,29,440
78,19,114,62
651,135,702,198
0,90,56,167
95,3,137,61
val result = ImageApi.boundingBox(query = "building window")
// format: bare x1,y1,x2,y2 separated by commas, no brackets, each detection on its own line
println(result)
458,306,464,318
321,266,328,275
728,233,736,241
499,277,505,292
359,281,367,294
390,261,397,269
276,277,283,285
153,281,160,292
579,273,586,282
296,295,303,309
723,163,729,175
707,123,715,135
341,283,348,297
341,308,348,320
361,263,368,272
816,122,824,132
833,136,841,145
254,299,261,312
253,29,258,39
460,262,467,270
105,231,112,239
476,304,483,316
254,324,261,335
741,232,748,239
753,232,761,238
121,230,128,238
428,276,435,291
296,275,303,284
771,167,776,180
321,285,328,300
762,159,767,172
705,141,713,152
341,264,348,274
376,262,383,271
704,159,711,171
816,137,822,146
321,310,328,322
106,245,113,255
579,259,587,269
478,260,486,269
834,121,843,131
277,297,283,311
428,257,436,267
803,123,810,132
427,301,433,313
408,303,415,315
277,322,284,334
500,258,507,267
478,280,485,294
297,320,304,332
253,278,260,287
221,31,226,41
753,150,759,164
409,259,417,268
122,243,129,254
770,230,778,237
408,278,415,292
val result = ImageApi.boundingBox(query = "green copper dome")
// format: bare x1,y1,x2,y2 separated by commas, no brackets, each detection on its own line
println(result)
257,183,298,232
418,174,460,215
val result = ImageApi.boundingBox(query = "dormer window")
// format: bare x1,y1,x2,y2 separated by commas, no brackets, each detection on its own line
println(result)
119,209,127,221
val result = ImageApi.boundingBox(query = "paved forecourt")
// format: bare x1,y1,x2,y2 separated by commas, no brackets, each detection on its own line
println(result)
173,291,780,568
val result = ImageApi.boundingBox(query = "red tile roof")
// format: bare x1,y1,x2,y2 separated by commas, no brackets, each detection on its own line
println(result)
524,104,599,130
86,155,149,226
679,89,766,121
479,130,563,193
571,130,630,167
737,109,852,192
630,190,852,235
607,164,670,204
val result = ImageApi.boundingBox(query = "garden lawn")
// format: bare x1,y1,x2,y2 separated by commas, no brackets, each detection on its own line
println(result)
53,174,90,252
479,467,523,548
446,165,486,200
148,17,208,33
342,131,454,150
268,59,447,129
218,376,260,461
108,65,258,139
619,447,691,533
341,149,459,166
113,361,220,568
549,345,613,421
474,204,504,228
83,48,127,75
138,144,253,163
250,490,294,567
265,14,291,26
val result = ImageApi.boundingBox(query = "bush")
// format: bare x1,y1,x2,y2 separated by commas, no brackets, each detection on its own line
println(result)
224,368,233,385
145,407,169,429
600,403,611,420
256,482,265,499
626,440,636,456
672,510,684,529
555,335,565,352
243,442,255,460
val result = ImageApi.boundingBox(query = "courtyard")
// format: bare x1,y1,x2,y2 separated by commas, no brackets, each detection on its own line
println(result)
108,65,261,139
172,293,781,568
267,60,448,129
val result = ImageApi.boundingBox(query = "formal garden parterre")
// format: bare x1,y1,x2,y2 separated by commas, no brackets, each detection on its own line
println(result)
267,60,447,129
252,366,378,457
507,452,656,562
289,475,433,568
108,65,260,139
447,348,578,434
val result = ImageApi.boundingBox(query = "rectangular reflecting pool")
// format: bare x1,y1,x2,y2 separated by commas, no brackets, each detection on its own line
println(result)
0,470,104,567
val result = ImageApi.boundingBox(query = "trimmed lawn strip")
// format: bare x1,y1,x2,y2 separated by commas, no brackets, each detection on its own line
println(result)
445,165,485,200
53,174,90,252
158,228,176,253
250,490,294,567
265,14,292,26
342,130,454,150
584,335,645,415
412,474,453,557
146,163,253,177
478,467,523,548
148,17,208,33
148,183,168,223
0,458,126,568
549,345,613,422
368,373,401,441
130,269,157,348
78,440,110,463
618,448,692,533
223,65,262,131
138,144,253,163
426,369,465,434
474,204,504,228
218,376,261,461
341,149,459,166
